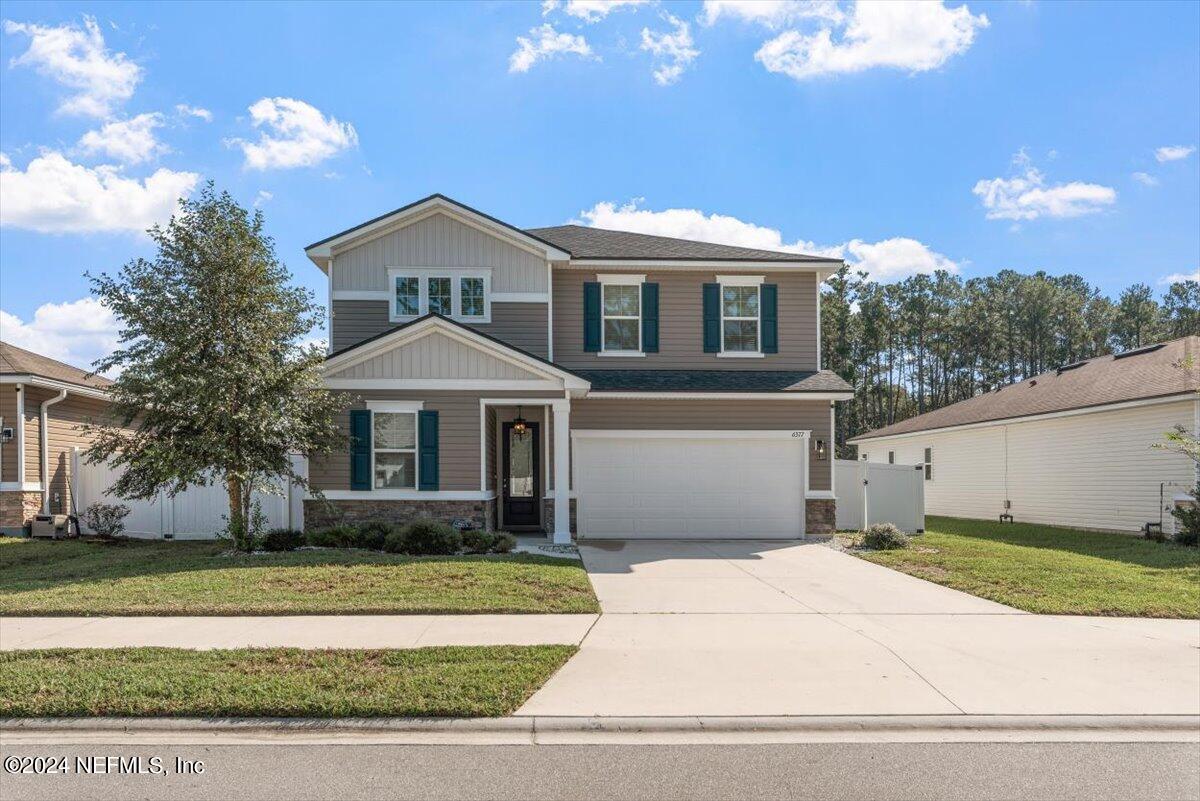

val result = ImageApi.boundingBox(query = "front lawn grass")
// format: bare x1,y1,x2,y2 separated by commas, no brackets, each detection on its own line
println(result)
0,537,598,615
852,516,1199,618
0,645,575,717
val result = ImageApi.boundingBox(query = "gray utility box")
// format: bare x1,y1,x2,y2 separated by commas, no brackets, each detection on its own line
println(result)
30,514,73,539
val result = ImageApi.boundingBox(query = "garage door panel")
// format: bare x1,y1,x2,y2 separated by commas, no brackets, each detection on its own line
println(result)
574,432,805,539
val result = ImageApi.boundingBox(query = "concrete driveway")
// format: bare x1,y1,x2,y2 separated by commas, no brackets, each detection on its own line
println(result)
518,540,1200,717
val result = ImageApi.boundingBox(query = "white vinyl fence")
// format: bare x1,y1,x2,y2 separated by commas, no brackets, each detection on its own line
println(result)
71,448,306,539
835,459,925,533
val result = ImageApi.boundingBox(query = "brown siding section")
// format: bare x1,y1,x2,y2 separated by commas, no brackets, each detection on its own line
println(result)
16,388,117,514
552,270,819,371
571,398,833,491
309,390,563,492
331,301,549,357
0,386,17,483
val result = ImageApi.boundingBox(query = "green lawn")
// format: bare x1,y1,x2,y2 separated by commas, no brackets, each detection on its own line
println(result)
852,516,1200,618
0,537,598,615
0,646,575,717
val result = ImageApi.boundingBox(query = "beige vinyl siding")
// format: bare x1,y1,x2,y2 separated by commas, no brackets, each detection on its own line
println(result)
571,398,833,491
326,331,542,381
0,386,17,483
331,301,549,357
15,389,115,513
21,386,46,487
552,269,819,371
862,398,1197,532
309,390,563,492
331,212,548,293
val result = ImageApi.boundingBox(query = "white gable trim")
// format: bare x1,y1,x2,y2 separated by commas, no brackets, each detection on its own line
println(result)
306,197,571,270
322,316,589,390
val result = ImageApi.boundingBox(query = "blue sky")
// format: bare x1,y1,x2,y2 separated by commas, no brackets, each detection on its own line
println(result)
1,0,1197,368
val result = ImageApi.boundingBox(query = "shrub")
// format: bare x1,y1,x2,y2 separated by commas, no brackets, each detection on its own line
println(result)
83,502,131,541
860,522,910,550
356,522,393,551
401,519,462,555
461,529,496,554
260,527,304,552
382,529,410,554
1170,483,1200,547
306,525,358,548
490,532,517,554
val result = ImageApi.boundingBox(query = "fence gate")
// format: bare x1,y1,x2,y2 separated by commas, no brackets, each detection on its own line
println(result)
834,459,925,533
70,448,306,539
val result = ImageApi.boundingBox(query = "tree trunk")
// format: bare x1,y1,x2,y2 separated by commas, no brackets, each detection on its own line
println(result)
225,476,250,551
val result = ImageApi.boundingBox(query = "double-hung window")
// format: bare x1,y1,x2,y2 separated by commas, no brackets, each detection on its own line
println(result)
387,269,491,323
718,276,762,355
599,274,644,355
369,402,422,489
923,447,933,481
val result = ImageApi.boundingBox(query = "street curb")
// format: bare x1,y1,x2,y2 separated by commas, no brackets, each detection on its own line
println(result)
2,715,1198,745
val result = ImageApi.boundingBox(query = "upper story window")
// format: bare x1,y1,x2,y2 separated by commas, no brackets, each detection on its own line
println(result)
599,274,645,356
718,275,762,356
388,268,491,323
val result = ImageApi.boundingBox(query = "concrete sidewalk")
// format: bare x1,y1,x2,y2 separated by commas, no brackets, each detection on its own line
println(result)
0,614,597,650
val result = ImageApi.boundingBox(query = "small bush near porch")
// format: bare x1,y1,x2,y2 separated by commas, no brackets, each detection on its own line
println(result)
0,538,598,615
851,516,1200,618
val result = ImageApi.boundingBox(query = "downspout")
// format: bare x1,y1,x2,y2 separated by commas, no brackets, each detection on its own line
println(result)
40,389,68,513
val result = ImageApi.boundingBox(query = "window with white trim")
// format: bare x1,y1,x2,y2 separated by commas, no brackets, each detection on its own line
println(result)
719,277,761,353
888,451,895,464
599,274,644,354
373,411,417,489
923,447,933,481
388,269,491,323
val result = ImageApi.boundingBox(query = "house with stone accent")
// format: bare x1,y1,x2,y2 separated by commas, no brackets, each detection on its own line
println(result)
304,194,853,542
0,342,113,534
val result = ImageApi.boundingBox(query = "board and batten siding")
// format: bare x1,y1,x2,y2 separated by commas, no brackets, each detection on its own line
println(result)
552,270,820,371
861,398,1197,532
330,212,549,294
309,390,563,492
326,331,543,381
570,398,833,492
331,300,549,357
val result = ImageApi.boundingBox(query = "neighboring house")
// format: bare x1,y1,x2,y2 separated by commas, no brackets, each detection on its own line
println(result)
305,194,854,542
850,336,1200,533
0,342,113,534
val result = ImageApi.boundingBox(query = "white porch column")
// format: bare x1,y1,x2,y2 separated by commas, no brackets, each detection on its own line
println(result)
551,398,571,544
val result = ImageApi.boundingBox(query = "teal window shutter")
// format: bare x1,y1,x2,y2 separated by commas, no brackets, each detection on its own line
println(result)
418,410,439,491
583,282,601,352
350,409,371,491
641,282,659,353
761,283,778,354
702,283,720,353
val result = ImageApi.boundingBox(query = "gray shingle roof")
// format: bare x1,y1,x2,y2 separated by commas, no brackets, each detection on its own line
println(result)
576,369,853,393
525,224,839,263
0,341,112,389
850,335,1200,442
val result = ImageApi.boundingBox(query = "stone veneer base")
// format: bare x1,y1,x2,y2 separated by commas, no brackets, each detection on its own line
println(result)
0,491,43,531
805,498,836,536
303,499,491,532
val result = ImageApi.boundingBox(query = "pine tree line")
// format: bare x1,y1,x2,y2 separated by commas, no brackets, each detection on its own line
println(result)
820,268,1200,453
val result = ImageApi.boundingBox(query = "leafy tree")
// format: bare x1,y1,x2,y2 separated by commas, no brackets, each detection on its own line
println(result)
1160,280,1200,339
1112,283,1161,349
86,183,346,551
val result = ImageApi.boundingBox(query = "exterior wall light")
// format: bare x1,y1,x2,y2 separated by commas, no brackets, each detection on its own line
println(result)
814,439,828,460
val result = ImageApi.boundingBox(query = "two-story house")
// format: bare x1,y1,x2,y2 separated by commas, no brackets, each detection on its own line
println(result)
304,195,853,543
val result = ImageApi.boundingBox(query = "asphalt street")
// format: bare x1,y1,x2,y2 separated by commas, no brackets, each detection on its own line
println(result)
2,742,1198,801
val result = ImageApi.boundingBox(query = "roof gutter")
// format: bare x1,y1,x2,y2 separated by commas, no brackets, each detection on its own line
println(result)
0,375,110,400
39,388,68,514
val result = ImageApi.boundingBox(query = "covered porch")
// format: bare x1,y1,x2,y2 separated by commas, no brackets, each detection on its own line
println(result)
482,398,573,543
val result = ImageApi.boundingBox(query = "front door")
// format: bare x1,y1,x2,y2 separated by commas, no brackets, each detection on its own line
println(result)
502,421,540,528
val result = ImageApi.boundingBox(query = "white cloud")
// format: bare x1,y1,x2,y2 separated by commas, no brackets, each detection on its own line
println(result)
509,24,594,73
76,112,168,164
560,0,647,23
1131,171,1159,187
1155,145,1195,163
641,14,699,85
1158,270,1199,286
174,103,212,122
226,97,358,171
754,1,988,81
0,150,198,234
575,199,958,281
253,190,273,208
973,155,1116,221
542,0,561,14
3,15,141,117
701,0,844,29
0,298,120,373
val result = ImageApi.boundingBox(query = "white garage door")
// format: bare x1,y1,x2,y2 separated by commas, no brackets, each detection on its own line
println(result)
573,431,807,539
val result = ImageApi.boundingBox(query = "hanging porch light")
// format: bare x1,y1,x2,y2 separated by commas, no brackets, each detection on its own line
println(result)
511,406,529,439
